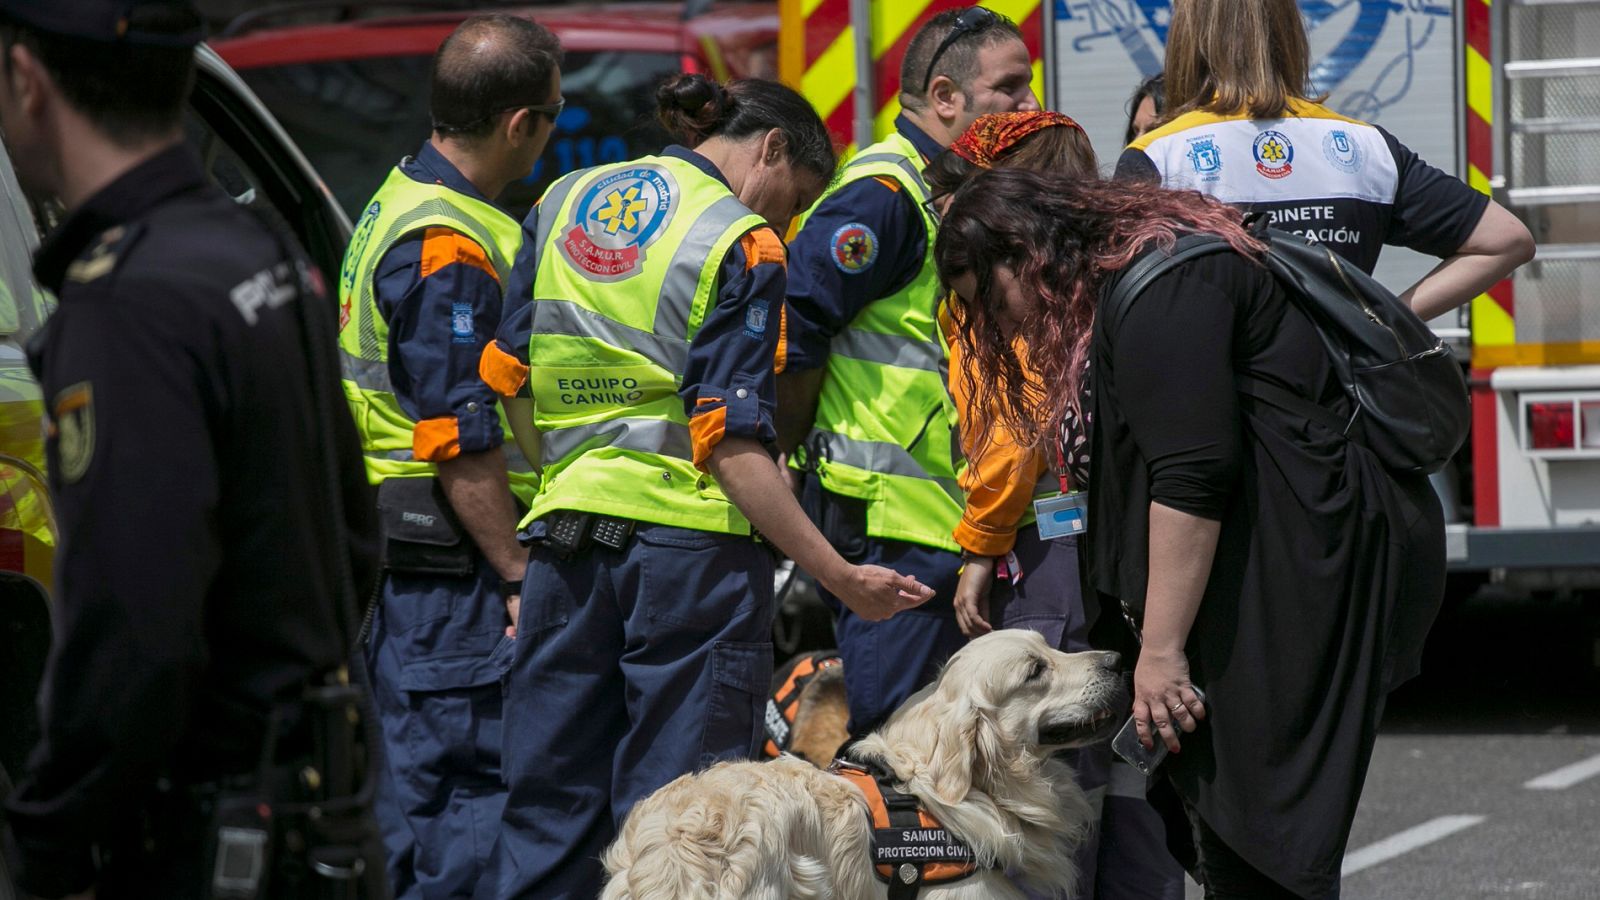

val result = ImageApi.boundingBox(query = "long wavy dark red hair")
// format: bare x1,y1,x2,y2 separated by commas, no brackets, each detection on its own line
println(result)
933,169,1264,449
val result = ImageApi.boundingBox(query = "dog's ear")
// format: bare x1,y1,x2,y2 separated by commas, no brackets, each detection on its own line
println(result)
927,693,1015,807
926,693,977,805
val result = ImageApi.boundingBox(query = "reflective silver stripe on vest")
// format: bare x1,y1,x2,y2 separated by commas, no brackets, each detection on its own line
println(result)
654,194,761,339
369,448,415,462
847,151,932,200
805,428,962,501
341,351,394,393
529,300,689,374
356,199,516,365
528,171,586,282
832,328,942,372
540,417,694,466
502,440,535,474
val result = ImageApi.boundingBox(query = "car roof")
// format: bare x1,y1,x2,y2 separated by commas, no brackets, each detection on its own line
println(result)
213,2,777,69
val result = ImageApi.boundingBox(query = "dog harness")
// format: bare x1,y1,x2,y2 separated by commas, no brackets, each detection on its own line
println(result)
762,651,843,758
829,758,986,899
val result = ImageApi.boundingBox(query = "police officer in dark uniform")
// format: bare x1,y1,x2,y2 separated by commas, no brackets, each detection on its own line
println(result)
0,3,385,898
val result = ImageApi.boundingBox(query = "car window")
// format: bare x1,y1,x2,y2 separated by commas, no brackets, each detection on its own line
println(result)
184,105,296,231
188,48,352,290
236,49,680,221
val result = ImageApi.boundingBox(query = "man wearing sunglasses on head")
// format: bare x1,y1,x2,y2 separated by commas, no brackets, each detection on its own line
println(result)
779,6,1040,739
334,14,562,899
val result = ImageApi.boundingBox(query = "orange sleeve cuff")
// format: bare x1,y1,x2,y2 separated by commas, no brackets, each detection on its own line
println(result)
420,227,498,283
954,516,1020,557
689,401,728,473
479,341,529,397
413,416,462,462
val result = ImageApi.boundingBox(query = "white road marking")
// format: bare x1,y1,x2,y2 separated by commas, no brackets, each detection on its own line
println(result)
1523,752,1600,790
1340,815,1486,877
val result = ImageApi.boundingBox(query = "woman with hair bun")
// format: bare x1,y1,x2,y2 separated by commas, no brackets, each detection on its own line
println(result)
478,73,934,897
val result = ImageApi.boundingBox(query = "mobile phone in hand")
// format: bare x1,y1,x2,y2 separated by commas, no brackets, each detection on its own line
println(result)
1110,686,1206,776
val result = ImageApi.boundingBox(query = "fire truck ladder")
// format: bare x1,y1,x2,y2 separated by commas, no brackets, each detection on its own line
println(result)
1496,0,1600,354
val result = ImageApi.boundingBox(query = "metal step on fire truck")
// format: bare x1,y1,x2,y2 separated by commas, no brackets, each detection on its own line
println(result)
780,0,1600,603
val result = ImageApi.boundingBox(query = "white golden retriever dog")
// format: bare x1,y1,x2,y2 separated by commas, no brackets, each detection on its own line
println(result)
601,630,1126,899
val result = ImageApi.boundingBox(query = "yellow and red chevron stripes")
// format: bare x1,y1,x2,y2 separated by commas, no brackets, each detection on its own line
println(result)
1465,0,1515,364
1464,0,1505,527
781,0,1045,152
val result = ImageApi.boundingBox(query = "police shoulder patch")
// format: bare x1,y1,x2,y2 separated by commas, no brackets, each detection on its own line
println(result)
65,226,128,284
51,381,95,484
830,222,879,274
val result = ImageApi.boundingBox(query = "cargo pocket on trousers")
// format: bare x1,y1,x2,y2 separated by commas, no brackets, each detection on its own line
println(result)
698,640,773,770
397,646,508,777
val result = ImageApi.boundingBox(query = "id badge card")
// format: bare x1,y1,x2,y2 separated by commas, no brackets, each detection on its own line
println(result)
1034,491,1088,540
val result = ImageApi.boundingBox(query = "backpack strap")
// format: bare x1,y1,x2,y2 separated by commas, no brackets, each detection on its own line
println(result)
1100,233,1234,333
1235,374,1359,438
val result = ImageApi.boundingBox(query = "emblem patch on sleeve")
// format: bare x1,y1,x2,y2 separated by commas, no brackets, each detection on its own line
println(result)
831,222,879,274
451,302,476,344
51,382,95,484
744,299,770,339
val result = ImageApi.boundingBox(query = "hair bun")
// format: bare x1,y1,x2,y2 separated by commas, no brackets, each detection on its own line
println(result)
656,73,730,145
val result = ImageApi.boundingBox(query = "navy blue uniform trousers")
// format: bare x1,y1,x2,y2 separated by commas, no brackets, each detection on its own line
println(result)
484,525,775,900
824,536,967,737
365,557,512,900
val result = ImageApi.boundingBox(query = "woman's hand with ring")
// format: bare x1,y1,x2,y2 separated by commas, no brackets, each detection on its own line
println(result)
1132,645,1206,753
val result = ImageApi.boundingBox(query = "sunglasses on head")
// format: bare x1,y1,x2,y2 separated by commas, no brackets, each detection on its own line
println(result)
922,7,1001,93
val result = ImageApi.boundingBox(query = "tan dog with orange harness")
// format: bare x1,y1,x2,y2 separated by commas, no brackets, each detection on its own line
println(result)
602,630,1126,899
762,650,848,764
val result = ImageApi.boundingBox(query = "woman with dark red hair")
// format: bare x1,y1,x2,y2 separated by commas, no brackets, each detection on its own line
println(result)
934,168,1446,900
922,111,1186,900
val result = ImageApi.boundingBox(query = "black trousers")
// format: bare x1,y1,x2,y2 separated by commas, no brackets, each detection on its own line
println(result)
1185,804,1324,900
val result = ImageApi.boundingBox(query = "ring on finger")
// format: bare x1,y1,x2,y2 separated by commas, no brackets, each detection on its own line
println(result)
1171,705,1190,717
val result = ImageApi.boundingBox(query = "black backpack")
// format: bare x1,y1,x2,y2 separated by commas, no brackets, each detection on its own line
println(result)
1101,221,1470,475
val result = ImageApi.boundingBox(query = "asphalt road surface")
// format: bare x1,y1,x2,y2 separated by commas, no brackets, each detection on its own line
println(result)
1183,590,1600,899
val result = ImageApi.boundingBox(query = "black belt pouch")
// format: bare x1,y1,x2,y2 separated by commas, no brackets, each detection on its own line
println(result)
819,490,869,562
377,477,475,576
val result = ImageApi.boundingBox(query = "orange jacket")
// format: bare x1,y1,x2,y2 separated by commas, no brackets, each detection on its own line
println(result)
943,307,1053,557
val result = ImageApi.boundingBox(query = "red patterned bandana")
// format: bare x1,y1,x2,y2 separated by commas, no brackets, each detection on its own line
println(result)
949,112,1085,169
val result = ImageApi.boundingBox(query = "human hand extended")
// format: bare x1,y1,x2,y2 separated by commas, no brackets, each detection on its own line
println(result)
1132,645,1206,754
505,594,520,638
953,556,996,638
827,564,933,622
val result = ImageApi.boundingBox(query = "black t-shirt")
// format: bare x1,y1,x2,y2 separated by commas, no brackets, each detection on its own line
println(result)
6,145,378,898
1084,247,1445,896
1115,102,1488,274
